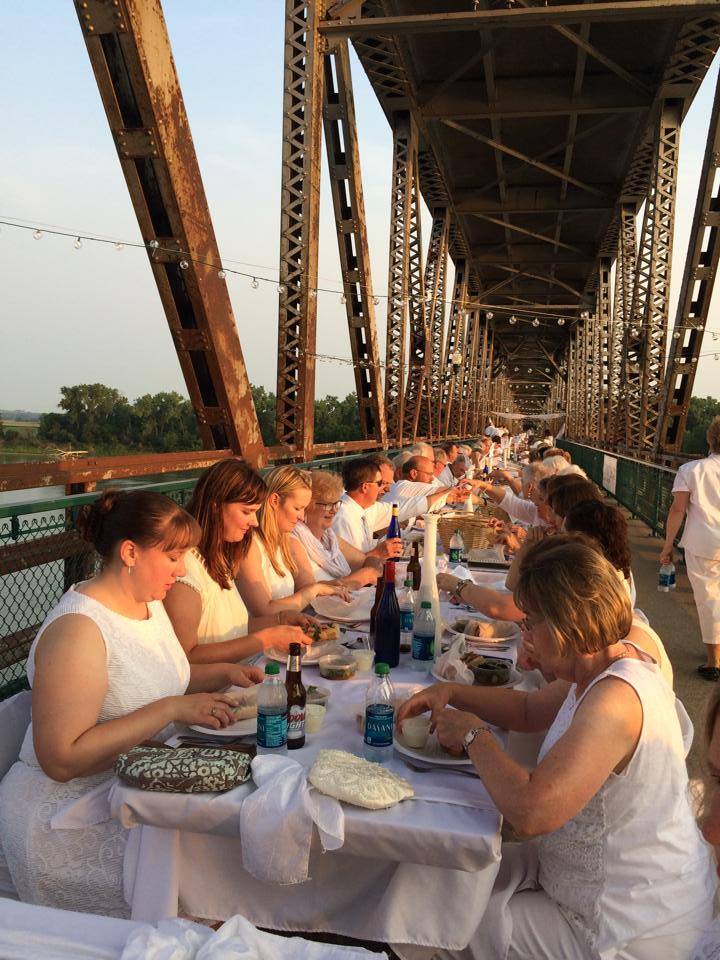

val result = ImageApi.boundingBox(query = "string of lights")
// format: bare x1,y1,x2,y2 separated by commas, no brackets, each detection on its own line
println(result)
3,214,720,342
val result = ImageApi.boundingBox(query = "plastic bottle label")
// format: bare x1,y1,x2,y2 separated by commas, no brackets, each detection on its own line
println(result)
659,572,672,589
287,705,305,741
257,710,288,749
400,609,414,632
449,547,461,563
412,632,434,662
364,704,394,747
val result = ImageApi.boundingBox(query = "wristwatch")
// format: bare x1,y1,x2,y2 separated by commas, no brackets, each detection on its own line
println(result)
454,579,472,600
463,726,484,754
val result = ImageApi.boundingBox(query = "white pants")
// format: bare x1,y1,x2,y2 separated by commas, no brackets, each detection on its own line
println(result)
685,551,720,645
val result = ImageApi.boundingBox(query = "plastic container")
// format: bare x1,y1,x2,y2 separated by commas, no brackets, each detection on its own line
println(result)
318,654,357,681
256,662,288,755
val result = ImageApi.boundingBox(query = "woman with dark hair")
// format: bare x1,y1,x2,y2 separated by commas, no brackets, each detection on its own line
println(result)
164,459,311,664
0,490,262,917
546,480,602,528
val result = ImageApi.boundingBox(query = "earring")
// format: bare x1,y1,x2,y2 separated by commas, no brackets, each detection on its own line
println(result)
126,564,134,575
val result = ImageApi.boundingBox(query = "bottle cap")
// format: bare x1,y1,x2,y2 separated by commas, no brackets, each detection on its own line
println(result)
288,642,302,656
421,600,431,609
375,662,390,676
265,662,280,675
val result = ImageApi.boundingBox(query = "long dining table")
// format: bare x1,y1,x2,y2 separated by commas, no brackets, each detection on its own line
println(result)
103,580,537,952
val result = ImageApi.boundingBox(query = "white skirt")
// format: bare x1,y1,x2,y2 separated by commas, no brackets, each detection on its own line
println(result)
685,551,720,645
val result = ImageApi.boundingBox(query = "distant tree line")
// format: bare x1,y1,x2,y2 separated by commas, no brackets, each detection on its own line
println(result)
682,395,720,455
10,383,362,453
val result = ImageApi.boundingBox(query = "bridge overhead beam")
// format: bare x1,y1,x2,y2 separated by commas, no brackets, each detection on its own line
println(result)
657,68,720,455
441,260,469,437
74,0,264,463
422,209,450,441
597,259,612,444
323,40,387,447
611,204,638,446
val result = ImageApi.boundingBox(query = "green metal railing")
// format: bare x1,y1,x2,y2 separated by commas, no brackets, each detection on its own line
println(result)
0,449,406,700
557,440,676,537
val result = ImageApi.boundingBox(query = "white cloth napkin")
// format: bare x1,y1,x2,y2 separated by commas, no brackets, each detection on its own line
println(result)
435,636,473,684
121,915,383,959
240,755,344,884
50,777,114,829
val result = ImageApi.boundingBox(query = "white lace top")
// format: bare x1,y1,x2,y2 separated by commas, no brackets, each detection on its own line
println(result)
537,654,715,954
254,537,294,600
175,549,249,645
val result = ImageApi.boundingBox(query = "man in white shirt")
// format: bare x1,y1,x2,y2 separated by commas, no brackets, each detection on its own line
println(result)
333,457,424,552
382,456,468,524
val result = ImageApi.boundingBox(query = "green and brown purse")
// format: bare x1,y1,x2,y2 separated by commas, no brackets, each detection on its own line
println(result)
115,744,252,793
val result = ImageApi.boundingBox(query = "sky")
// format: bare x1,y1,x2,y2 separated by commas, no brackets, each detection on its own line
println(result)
1,2,719,414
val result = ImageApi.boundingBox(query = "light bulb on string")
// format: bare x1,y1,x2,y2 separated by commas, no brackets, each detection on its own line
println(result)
277,283,287,295
218,269,226,280
148,239,159,251
74,236,83,250
340,293,346,305
33,229,43,240
557,317,565,326
309,288,317,300
673,331,680,340
179,259,189,270
486,311,494,320
532,317,540,328
114,241,124,251
373,295,380,306
509,315,517,325
251,277,259,289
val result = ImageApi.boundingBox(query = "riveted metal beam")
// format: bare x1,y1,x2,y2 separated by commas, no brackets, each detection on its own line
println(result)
276,0,326,459
441,260,469,436
608,205,637,446
74,0,264,463
597,259,612,443
421,209,450,440
657,68,720,455
322,40,387,447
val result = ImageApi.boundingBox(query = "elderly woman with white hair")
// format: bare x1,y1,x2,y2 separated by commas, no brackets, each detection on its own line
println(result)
291,470,383,588
661,415,720,681
476,461,557,528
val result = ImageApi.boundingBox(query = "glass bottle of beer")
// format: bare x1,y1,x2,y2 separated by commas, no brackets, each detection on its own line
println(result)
285,642,306,750
407,541,422,590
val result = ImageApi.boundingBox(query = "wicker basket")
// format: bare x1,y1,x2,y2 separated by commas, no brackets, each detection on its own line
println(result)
438,515,499,552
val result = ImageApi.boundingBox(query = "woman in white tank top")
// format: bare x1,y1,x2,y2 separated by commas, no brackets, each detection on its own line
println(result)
0,490,262,917
236,466,349,618
396,535,715,960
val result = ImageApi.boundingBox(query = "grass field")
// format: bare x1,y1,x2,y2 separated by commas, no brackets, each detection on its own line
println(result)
2,420,39,435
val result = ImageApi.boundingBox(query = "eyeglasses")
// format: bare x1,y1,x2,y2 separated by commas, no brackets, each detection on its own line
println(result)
316,500,341,512
520,616,544,633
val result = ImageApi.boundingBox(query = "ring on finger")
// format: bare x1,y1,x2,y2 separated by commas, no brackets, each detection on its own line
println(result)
211,707,217,718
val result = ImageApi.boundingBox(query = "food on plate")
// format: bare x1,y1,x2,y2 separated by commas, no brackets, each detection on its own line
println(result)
229,685,258,720
461,653,511,686
318,654,357,681
451,618,518,640
304,623,340,645
306,684,331,707
308,749,414,809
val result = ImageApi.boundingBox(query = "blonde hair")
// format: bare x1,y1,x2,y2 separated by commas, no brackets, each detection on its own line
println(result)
707,415,720,454
308,470,343,505
515,534,633,656
256,466,311,577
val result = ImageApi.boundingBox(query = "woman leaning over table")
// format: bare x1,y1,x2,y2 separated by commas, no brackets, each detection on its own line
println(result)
235,465,349,618
0,490,262,918
164,459,315,665
661,414,720,681
291,469,385,589
397,537,714,960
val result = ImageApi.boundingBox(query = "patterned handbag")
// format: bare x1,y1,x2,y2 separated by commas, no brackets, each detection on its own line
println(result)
115,744,252,793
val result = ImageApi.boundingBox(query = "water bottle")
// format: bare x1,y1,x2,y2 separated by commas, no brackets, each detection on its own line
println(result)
449,528,465,564
374,561,401,668
658,562,676,593
387,502,401,541
399,578,415,653
411,600,435,672
363,663,395,763
256,662,288,754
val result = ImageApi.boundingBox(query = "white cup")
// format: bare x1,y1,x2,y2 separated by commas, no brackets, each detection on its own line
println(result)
305,704,327,734
401,716,432,749
351,648,375,673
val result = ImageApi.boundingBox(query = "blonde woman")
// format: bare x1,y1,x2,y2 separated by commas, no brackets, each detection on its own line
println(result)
661,415,720,680
291,470,383,589
235,466,349,617
397,538,713,960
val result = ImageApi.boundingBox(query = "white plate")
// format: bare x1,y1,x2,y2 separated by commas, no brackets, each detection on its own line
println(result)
431,664,522,688
189,716,257,737
312,587,375,622
265,643,344,665
446,620,520,644
393,731,474,768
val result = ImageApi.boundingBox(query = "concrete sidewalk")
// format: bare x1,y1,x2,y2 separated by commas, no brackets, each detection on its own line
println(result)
624,510,712,776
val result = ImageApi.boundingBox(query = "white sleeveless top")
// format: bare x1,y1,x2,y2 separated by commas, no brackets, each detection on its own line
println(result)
255,537,294,600
175,549,249,644
537,655,715,955
19,585,191,771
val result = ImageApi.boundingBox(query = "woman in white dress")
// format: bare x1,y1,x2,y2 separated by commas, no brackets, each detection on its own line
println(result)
661,415,720,680
236,466,349,618
291,470,383,589
0,490,262,918
164,459,315,664
398,537,714,959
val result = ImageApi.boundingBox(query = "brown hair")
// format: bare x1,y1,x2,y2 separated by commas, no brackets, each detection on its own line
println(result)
542,446,571,462
185,459,267,588
257,466,312,577
342,457,381,491
548,480,602,520
515,534,633,656
564,500,632,579
77,489,200,562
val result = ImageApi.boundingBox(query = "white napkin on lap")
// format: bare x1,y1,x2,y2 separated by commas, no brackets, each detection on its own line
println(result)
121,919,209,959
240,755,344,884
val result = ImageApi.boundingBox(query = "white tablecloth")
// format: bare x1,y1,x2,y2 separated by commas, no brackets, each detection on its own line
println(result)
107,595,528,950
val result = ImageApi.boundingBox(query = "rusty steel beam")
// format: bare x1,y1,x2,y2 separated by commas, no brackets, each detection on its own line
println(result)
441,260,469,436
597,259,612,443
657,69,720,455
421,209,450,440
384,114,415,446
323,40,387,447
322,2,720,36
74,0,264,463
608,204,637,446
276,0,326,459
